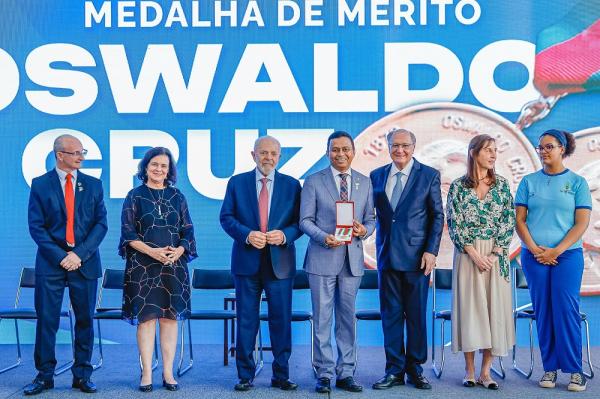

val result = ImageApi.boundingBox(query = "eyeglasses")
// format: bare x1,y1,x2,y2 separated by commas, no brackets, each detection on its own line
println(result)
535,144,561,153
58,149,88,157
390,143,414,151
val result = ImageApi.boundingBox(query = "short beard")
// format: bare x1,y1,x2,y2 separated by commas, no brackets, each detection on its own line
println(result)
257,164,273,176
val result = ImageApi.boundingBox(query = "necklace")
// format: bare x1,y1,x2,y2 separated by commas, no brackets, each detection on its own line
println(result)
146,185,166,217
544,167,566,185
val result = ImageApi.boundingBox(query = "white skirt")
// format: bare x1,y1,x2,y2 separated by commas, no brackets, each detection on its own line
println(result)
451,239,515,356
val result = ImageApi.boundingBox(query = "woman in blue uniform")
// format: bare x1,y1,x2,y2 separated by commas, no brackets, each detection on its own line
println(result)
515,129,592,392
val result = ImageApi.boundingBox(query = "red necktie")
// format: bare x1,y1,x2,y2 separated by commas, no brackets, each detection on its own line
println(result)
65,173,75,246
259,177,269,233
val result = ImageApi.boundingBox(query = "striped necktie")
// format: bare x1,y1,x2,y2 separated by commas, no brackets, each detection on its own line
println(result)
339,173,349,201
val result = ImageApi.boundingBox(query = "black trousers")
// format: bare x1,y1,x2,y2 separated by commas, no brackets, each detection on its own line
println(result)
34,270,97,381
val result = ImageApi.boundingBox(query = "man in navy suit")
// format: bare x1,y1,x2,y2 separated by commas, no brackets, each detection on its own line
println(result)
370,128,444,390
25,134,107,395
220,136,302,392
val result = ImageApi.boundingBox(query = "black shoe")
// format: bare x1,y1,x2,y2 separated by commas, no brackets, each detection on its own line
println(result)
139,383,153,392
139,375,153,392
315,377,331,393
162,379,179,391
72,378,97,393
335,377,363,392
271,378,298,391
406,371,431,390
373,373,405,390
234,379,253,391
24,379,54,396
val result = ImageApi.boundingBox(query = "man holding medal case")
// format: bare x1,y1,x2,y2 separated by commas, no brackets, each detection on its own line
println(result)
300,131,376,393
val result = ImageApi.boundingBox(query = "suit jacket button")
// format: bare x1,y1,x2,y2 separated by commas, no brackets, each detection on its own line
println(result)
392,219,396,223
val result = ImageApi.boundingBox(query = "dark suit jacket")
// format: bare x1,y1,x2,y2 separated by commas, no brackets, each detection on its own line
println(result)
370,159,444,271
28,169,108,279
220,169,303,279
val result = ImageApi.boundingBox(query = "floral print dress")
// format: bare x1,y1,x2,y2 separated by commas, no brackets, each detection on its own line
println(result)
447,175,515,279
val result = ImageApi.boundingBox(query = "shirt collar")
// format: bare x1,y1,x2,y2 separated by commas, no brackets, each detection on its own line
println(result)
390,158,414,177
255,168,275,182
330,166,352,178
55,167,78,180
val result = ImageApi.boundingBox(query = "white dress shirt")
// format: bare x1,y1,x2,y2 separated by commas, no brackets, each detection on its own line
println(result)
55,167,78,196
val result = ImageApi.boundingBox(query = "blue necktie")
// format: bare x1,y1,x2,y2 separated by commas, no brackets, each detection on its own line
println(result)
390,171,404,209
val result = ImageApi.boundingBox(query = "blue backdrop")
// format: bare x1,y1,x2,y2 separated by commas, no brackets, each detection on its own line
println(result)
1,0,599,345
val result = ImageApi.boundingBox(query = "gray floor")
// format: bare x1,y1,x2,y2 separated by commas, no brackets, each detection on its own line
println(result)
0,344,598,398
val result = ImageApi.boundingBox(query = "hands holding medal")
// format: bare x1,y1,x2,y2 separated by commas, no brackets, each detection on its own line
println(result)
325,219,367,247
352,220,367,237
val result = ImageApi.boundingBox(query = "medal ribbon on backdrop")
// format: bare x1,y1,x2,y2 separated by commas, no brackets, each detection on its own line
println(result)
516,0,600,130
534,0,600,97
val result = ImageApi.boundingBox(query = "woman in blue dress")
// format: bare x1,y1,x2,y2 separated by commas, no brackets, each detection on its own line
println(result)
120,147,196,392
515,129,592,392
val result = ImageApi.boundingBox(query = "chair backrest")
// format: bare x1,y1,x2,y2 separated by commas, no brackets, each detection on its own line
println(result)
192,269,234,290
514,268,528,289
359,269,378,289
102,269,125,290
433,268,453,290
293,270,310,290
13,267,36,307
96,268,125,308
20,268,36,288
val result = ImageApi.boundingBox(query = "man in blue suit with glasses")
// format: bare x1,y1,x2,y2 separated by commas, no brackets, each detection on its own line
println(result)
25,134,107,395
370,127,444,391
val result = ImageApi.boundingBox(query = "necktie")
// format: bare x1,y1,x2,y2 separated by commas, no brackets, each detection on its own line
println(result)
390,171,404,209
65,173,75,245
259,177,269,233
339,173,349,201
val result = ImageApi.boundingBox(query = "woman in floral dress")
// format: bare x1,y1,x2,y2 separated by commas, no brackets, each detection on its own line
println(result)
447,134,515,390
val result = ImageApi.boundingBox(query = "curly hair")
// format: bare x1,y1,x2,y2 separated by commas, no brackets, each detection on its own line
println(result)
540,129,576,158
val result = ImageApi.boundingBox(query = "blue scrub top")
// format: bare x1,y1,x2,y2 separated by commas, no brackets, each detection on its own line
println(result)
515,169,592,250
